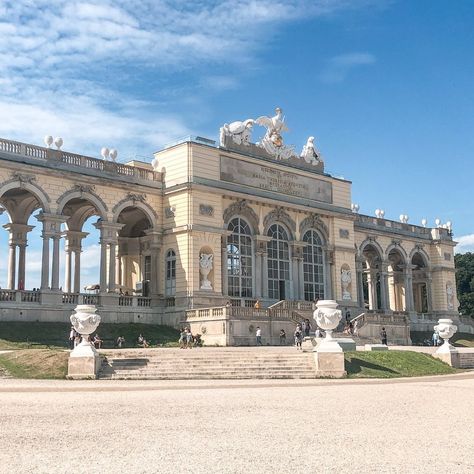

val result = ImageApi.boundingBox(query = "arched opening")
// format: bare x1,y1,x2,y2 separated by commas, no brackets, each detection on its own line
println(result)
387,248,406,311
0,187,45,290
302,229,325,301
116,206,153,296
226,217,253,298
361,243,383,310
267,223,290,300
412,252,429,313
61,197,104,293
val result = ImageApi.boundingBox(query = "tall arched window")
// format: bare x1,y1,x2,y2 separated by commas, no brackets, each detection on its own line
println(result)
165,249,176,296
267,223,290,300
303,229,324,301
227,218,253,297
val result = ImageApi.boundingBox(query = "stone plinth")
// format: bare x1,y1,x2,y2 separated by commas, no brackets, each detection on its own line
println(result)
433,349,461,368
301,337,314,352
313,351,346,378
67,342,101,379
364,344,389,351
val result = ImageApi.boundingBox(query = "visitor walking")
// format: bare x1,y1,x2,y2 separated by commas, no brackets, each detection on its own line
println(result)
304,319,311,337
256,327,262,345
380,327,388,345
432,330,440,347
279,329,286,345
115,336,125,348
353,319,359,337
178,328,186,348
294,324,303,350
186,327,193,349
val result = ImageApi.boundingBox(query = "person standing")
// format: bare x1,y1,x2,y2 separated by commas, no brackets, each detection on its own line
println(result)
279,329,286,345
380,327,388,345
69,326,76,350
256,327,262,346
304,319,311,337
353,319,359,337
186,327,193,349
432,330,440,347
294,325,303,350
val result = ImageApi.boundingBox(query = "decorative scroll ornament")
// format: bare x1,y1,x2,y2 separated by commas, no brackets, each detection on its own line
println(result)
11,172,36,184
127,193,146,203
73,184,95,195
199,253,214,290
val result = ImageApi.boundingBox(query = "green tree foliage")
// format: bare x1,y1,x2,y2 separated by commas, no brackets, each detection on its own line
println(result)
454,252,474,316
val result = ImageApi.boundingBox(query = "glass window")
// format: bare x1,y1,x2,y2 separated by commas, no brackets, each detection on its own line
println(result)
267,224,290,300
165,249,176,296
227,218,253,297
303,229,325,301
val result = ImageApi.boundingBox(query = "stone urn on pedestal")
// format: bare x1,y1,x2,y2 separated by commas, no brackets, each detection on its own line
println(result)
434,319,458,354
312,300,347,377
68,305,102,379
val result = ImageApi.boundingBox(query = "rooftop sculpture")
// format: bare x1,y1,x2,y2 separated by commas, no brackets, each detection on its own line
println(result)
219,107,324,171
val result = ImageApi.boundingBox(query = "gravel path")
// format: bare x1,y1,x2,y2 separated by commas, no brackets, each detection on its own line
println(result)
1,374,473,473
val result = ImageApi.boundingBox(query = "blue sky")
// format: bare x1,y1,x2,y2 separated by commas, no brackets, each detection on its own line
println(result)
0,0,473,288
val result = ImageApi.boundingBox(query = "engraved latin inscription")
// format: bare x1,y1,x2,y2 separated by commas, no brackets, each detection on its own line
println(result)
220,156,332,203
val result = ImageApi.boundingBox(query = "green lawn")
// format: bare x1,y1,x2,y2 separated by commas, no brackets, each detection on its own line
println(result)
0,321,180,350
0,349,69,379
344,351,457,378
410,331,474,348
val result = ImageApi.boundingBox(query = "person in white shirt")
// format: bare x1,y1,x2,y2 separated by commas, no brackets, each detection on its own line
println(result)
256,327,262,346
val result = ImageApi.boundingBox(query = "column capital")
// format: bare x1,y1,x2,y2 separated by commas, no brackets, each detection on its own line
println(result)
63,230,89,252
35,212,66,237
93,221,124,244
3,223,35,245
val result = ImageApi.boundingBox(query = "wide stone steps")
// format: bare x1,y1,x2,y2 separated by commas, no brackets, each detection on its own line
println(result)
98,349,316,380
459,353,474,368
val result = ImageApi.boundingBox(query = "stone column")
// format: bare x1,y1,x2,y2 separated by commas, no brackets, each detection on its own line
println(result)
51,235,61,290
368,270,377,310
115,253,122,288
41,233,50,290
221,243,228,297
403,265,415,312
17,244,27,290
324,249,333,300
380,263,390,312
254,252,262,298
291,256,299,300
262,252,269,299
74,250,81,293
99,240,108,292
7,244,16,290
108,243,116,292
298,257,304,300
426,275,433,312
356,261,365,308
64,249,72,293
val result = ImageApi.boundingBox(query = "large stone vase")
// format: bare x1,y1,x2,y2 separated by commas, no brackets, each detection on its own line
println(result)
313,300,342,341
434,318,457,354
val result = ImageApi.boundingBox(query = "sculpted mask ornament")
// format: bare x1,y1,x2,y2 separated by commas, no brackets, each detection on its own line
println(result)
199,253,214,290
341,269,352,300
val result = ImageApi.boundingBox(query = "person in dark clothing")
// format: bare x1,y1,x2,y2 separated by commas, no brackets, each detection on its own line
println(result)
380,327,388,345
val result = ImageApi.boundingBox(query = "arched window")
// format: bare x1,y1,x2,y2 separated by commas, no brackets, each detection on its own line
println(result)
165,249,176,296
267,224,290,300
303,229,324,301
227,217,253,297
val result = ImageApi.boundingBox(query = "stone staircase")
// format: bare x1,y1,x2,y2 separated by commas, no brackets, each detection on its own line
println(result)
98,348,317,380
458,352,474,369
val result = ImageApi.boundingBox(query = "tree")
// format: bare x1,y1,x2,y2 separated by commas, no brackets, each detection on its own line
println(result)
454,252,474,316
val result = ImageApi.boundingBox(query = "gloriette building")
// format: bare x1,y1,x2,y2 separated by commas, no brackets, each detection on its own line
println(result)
0,108,463,344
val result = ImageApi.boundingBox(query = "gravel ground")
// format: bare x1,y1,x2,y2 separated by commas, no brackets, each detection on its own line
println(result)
1,374,473,474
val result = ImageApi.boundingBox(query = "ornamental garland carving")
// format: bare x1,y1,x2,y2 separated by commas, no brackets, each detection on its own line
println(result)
126,192,146,203
11,172,36,184
199,204,214,216
299,214,328,241
264,207,296,234
223,200,259,233
73,184,95,194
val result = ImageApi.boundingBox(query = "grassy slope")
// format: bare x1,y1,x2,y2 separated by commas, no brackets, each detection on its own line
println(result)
0,321,180,350
344,351,457,378
411,331,474,348
0,350,69,379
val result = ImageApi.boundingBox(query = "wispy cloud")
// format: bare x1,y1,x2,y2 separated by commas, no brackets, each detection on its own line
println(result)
319,52,376,84
0,1,383,156
455,234,474,254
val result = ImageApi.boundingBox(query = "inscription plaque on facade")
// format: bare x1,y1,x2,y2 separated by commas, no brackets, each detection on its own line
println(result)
220,156,332,203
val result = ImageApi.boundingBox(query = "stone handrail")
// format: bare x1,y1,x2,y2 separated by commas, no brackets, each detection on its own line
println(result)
62,293,79,304
20,290,40,303
0,137,161,183
0,290,16,301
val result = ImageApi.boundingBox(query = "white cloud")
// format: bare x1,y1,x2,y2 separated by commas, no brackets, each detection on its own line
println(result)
455,234,474,254
319,52,376,84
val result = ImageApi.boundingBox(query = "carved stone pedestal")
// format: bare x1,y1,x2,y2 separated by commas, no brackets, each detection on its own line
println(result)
68,339,101,379
313,350,346,378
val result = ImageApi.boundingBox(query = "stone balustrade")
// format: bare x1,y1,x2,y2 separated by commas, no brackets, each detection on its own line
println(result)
0,137,161,183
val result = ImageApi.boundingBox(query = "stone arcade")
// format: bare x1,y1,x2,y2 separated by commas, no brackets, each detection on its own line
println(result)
0,108,462,345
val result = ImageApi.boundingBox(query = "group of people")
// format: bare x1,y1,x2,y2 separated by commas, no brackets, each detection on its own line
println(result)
178,327,203,348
